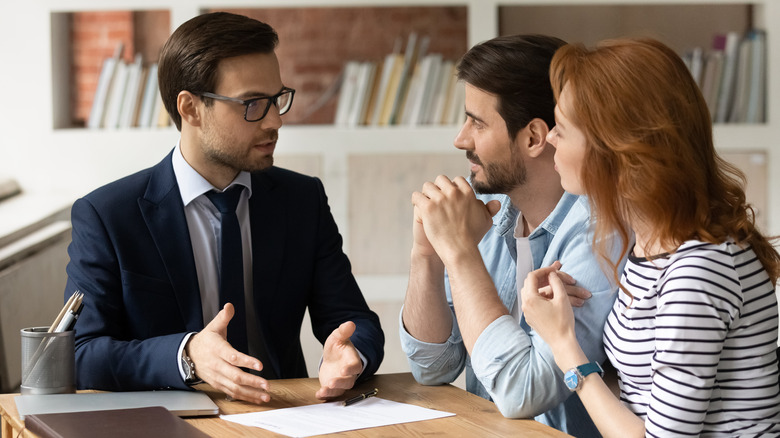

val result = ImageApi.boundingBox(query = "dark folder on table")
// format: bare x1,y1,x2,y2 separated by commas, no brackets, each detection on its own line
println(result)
25,406,210,438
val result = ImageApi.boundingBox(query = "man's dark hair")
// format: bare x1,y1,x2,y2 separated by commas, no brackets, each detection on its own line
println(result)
457,34,566,139
158,12,279,130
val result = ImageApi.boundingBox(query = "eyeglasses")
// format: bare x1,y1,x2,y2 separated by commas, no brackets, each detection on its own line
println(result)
195,87,295,122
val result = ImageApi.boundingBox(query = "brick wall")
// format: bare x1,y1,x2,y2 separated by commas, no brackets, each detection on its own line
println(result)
71,11,135,126
69,7,468,127
220,7,468,124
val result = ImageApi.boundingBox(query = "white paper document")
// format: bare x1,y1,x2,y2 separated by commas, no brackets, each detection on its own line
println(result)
220,397,455,437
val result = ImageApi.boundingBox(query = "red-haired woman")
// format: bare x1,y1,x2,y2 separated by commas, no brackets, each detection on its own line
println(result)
522,38,780,437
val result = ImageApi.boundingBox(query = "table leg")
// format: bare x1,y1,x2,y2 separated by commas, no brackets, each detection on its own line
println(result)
1,416,12,438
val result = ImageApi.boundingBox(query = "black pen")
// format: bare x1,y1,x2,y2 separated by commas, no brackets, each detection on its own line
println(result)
343,388,378,406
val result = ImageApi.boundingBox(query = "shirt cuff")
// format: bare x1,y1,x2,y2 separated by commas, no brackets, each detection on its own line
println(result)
470,315,530,390
398,306,462,364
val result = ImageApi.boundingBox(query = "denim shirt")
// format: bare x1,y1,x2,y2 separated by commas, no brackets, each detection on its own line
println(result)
400,191,623,437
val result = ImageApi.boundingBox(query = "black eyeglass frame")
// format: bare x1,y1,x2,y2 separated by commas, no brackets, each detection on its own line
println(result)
195,87,295,122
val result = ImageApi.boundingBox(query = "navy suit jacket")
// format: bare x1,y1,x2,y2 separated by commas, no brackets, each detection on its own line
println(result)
66,151,384,391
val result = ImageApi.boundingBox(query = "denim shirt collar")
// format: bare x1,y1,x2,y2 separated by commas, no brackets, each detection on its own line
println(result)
494,191,578,240
489,191,580,266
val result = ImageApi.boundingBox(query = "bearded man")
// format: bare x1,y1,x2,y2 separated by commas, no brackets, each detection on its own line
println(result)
400,34,624,437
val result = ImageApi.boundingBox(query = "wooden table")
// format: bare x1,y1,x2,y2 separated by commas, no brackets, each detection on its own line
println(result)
1,373,570,437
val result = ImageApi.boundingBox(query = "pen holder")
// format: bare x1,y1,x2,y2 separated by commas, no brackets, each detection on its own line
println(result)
20,327,75,395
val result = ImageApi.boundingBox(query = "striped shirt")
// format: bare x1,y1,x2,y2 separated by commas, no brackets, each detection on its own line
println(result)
604,239,780,437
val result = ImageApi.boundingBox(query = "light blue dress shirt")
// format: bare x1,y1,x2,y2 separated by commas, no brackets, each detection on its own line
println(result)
400,191,624,437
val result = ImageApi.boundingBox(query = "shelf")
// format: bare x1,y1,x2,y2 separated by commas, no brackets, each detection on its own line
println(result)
54,1,773,130
713,124,776,151
55,5,469,129
47,123,775,153
5,0,780,259
48,125,460,153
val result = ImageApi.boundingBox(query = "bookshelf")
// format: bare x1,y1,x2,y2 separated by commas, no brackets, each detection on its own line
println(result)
0,0,776,379
2,0,775,271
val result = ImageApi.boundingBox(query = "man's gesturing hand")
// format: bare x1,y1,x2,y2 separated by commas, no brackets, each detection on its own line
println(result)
316,321,363,400
187,303,271,404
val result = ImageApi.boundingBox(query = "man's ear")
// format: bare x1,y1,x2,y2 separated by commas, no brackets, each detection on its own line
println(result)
178,91,202,127
525,118,550,158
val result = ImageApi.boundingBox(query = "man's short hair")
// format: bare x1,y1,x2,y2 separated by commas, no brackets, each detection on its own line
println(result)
158,12,278,130
457,34,565,139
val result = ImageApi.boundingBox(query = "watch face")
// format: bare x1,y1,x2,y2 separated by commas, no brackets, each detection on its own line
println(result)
564,370,579,391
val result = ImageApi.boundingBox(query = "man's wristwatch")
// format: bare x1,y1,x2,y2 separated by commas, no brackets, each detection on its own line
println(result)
181,347,202,385
563,361,604,392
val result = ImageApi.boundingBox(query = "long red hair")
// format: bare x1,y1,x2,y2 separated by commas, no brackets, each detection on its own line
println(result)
549,38,780,290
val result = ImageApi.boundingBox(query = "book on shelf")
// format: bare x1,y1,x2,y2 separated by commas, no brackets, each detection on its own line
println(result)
439,62,460,125
445,80,466,126
361,59,385,126
102,60,129,129
429,59,456,125
130,66,149,127
683,47,704,87
403,53,443,126
419,54,446,125
335,34,461,127
138,63,159,128
729,34,753,123
375,53,405,126
333,61,378,127
86,47,166,129
713,31,741,124
368,38,403,126
118,54,144,129
334,61,361,126
686,29,766,124
399,56,425,125
745,29,766,123
347,62,377,127
388,33,428,125
700,49,724,119
87,43,124,129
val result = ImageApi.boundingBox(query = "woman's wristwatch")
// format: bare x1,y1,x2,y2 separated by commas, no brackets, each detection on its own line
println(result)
563,361,604,392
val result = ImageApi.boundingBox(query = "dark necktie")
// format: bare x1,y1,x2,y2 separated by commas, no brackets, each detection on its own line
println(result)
205,186,248,354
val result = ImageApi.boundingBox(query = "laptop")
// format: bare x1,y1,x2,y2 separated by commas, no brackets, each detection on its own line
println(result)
15,390,219,419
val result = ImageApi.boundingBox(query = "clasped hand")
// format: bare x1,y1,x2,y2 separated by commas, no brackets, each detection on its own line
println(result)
411,175,500,264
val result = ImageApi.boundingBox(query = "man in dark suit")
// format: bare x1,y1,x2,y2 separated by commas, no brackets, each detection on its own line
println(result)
65,12,384,404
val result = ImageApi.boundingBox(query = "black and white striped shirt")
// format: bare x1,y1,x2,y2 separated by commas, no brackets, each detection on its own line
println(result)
604,239,780,437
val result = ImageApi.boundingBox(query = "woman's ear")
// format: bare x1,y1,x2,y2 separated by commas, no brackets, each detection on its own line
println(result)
525,118,551,158
178,91,202,127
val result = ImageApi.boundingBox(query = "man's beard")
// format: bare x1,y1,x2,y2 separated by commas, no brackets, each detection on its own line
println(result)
202,122,277,173
468,150,527,195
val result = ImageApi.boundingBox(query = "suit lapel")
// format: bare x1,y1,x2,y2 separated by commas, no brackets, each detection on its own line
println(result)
138,152,204,331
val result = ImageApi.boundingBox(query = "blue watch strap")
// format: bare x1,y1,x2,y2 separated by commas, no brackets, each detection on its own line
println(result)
576,361,604,379
564,361,604,392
